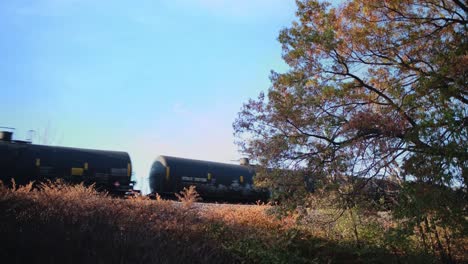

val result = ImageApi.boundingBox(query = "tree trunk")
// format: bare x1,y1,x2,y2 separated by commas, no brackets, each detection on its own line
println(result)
348,208,361,248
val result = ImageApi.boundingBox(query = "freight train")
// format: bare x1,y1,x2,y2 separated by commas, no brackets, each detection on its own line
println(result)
0,130,134,195
0,130,269,201
149,155,269,202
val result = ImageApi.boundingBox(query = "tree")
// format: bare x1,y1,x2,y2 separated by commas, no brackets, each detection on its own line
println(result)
234,0,466,260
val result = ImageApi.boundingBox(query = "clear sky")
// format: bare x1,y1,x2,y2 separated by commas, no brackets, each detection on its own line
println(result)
0,0,299,191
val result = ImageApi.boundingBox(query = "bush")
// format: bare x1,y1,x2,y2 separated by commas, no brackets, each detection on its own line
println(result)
1,180,464,263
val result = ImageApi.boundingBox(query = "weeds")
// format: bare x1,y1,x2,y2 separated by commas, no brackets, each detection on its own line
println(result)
0,181,463,263
175,185,201,208
0,181,229,263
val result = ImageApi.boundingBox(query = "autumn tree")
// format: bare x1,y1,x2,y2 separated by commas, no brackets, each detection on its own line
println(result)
234,0,466,260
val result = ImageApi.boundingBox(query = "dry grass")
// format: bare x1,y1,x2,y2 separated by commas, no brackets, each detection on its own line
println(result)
175,185,202,208
0,180,229,263
1,180,457,263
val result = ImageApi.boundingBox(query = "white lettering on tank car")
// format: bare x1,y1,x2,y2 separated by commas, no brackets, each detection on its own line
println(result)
182,176,193,181
182,176,207,182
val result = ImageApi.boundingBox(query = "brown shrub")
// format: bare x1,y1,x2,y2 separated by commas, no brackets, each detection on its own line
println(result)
175,185,201,209
1,180,450,263
0,180,234,263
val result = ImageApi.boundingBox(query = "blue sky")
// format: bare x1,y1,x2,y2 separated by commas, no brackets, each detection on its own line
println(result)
0,0,299,191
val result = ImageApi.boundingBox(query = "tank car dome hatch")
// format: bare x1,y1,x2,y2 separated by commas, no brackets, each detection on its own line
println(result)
239,158,249,166
0,131,13,142
0,127,15,142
